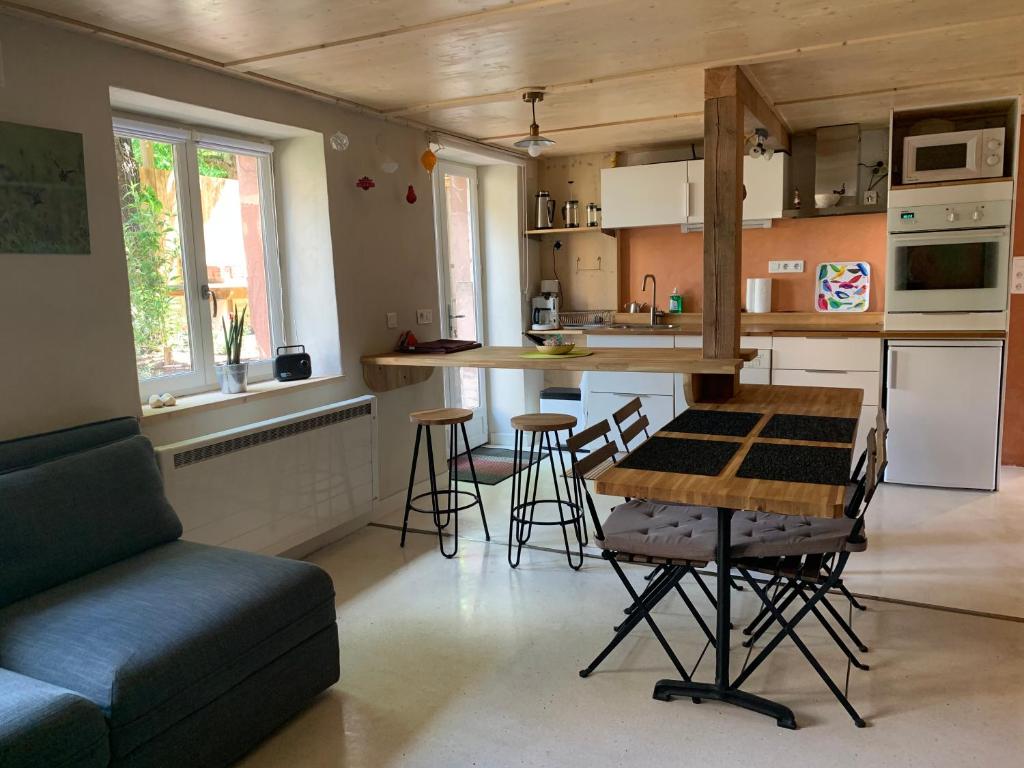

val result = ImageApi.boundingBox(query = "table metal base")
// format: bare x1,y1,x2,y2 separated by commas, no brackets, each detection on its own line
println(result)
652,680,797,729
650,507,798,729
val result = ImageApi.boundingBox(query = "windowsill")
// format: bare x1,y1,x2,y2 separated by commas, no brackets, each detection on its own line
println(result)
141,375,344,423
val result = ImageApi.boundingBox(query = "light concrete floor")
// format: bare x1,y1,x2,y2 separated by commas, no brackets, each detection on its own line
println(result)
238,525,1024,768
378,459,1024,618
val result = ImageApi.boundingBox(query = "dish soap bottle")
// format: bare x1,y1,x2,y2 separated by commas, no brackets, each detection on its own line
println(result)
669,287,683,314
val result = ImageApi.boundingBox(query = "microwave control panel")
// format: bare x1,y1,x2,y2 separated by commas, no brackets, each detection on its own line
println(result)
888,200,1012,232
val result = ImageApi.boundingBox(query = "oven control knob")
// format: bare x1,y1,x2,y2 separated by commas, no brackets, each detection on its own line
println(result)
987,138,1002,150
986,154,1001,166
972,208,984,221
946,210,959,222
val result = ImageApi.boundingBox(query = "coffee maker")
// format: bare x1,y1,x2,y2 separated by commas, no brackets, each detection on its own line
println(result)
530,279,561,330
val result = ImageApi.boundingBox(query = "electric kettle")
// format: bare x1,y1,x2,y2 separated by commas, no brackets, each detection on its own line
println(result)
535,191,555,229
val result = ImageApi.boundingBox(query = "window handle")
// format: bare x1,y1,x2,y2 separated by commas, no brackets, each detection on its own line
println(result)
201,284,218,318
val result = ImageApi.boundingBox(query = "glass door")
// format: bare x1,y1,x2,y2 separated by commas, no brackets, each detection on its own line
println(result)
433,161,488,448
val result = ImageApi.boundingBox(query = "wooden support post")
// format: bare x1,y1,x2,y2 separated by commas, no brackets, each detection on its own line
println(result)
697,66,790,402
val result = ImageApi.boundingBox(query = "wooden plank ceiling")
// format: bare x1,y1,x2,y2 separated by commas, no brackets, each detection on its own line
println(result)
8,0,1024,154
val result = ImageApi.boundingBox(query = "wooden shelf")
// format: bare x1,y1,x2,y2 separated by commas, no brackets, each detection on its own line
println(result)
782,204,884,219
524,227,615,238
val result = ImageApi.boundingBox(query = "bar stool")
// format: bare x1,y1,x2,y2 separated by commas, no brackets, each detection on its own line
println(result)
401,408,490,558
508,412,586,570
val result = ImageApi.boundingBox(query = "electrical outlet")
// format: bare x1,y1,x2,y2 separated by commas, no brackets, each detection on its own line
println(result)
386,312,398,329
416,308,433,325
863,190,878,206
1012,257,1024,294
768,260,804,274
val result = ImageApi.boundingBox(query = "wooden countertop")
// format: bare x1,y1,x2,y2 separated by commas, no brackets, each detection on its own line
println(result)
594,384,862,519
362,345,756,375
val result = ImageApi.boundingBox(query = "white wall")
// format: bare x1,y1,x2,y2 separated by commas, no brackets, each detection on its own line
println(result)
0,15,444,498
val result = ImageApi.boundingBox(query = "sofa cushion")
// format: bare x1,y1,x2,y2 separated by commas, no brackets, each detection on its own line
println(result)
0,416,139,473
0,540,337,759
0,668,109,768
0,435,182,608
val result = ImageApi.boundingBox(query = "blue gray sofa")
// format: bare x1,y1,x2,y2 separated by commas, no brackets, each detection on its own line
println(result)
0,417,340,767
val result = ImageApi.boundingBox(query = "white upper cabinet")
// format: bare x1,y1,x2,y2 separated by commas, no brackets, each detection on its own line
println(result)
600,161,689,228
687,154,787,226
601,155,786,230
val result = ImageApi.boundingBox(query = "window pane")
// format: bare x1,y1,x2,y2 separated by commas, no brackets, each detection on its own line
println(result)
442,172,480,410
197,148,273,364
115,136,194,381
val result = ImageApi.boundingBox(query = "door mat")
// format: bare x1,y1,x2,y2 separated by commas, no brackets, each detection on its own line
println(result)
450,446,543,486
759,414,858,443
736,443,851,486
618,436,741,477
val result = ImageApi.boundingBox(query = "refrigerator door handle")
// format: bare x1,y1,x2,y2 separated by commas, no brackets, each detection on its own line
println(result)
888,350,898,389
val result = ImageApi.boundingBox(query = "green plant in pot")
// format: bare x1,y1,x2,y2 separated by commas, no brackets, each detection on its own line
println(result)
217,307,249,394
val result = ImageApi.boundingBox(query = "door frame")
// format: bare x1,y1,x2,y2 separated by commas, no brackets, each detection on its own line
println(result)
432,160,489,448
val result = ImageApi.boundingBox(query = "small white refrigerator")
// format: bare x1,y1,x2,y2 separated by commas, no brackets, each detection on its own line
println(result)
885,340,1004,491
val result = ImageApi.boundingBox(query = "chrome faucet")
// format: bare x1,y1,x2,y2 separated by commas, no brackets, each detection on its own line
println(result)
642,274,657,326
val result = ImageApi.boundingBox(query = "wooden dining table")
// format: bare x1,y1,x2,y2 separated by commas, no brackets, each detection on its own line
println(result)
592,383,863,728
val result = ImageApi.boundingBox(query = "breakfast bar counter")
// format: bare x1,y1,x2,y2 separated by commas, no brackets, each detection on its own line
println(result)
361,345,757,392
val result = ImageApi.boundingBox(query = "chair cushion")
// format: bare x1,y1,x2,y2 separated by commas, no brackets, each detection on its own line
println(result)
730,511,866,558
0,668,109,768
599,500,718,562
0,540,337,759
0,435,182,608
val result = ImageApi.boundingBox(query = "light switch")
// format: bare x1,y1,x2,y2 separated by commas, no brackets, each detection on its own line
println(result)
1012,257,1024,295
386,312,398,329
416,308,433,325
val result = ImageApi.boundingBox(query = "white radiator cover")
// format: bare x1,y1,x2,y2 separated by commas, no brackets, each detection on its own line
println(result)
155,396,377,555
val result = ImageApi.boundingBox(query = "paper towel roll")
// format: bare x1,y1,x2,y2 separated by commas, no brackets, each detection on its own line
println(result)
746,278,772,313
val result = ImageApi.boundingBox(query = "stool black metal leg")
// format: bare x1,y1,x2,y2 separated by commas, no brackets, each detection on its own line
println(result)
400,425,422,548
544,430,583,570
460,422,490,541
425,426,456,559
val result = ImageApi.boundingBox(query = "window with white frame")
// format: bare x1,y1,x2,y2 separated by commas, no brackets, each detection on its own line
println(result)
112,117,284,400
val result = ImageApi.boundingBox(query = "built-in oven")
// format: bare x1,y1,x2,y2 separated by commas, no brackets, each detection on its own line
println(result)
903,128,1005,184
886,200,1011,314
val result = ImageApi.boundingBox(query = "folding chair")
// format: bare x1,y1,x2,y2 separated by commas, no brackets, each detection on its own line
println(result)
729,424,886,727
740,409,888,657
568,420,721,681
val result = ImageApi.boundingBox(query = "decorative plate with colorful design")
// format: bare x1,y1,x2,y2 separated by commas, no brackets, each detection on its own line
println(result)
816,262,870,312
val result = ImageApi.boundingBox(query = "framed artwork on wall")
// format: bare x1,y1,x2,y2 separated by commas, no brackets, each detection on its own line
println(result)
0,120,90,254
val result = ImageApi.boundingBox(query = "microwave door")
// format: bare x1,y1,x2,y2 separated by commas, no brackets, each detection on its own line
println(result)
904,132,982,183
886,229,1009,313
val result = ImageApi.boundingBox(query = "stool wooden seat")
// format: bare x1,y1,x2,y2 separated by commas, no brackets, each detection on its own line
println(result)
410,407,473,426
510,412,577,432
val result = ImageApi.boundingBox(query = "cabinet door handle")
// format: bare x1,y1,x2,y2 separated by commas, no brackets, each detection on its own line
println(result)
888,351,898,389
805,368,849,374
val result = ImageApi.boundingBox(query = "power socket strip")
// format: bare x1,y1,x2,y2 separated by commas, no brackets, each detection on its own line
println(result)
768,260,804,274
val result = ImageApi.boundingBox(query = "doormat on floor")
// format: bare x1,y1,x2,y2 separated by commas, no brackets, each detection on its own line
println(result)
450,446,544,485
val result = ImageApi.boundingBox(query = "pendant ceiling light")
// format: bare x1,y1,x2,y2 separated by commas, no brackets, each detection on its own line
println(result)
513,91,556,157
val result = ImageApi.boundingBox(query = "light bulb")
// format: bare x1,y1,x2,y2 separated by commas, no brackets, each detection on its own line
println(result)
528,144,543,158
329,132,349,151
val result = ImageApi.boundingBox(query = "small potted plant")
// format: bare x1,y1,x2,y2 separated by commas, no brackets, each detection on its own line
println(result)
216,307,248,394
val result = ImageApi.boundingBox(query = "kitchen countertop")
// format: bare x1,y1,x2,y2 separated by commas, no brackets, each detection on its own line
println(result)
552,312,1005,340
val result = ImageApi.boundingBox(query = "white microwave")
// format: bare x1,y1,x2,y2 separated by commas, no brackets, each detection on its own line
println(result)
903,128,1005,184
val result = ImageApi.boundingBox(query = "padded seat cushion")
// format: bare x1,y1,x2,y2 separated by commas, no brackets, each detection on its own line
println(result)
0,668,109,768
730,511,866,558
599,500,718,562
0,540,337,759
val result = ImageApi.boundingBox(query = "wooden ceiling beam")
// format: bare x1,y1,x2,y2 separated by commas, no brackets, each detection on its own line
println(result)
705,65,790,153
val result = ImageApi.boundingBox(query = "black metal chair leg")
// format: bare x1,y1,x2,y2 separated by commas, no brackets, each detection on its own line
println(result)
820,591,869,652
734,567,866,728
460,422,490,541
400,425,422,548
794,587,869,671
582,558,692,680
615,565,679,630
673,580,717,647
839,582,868,612
741,576,784,635
691,569,719,610
743,582,800,648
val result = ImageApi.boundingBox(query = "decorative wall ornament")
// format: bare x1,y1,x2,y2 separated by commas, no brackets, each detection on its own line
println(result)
816,262,870,312
406,185,417,204
420,148,437,174
0,120,90,254
329,132,350,151
355,176,376,191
